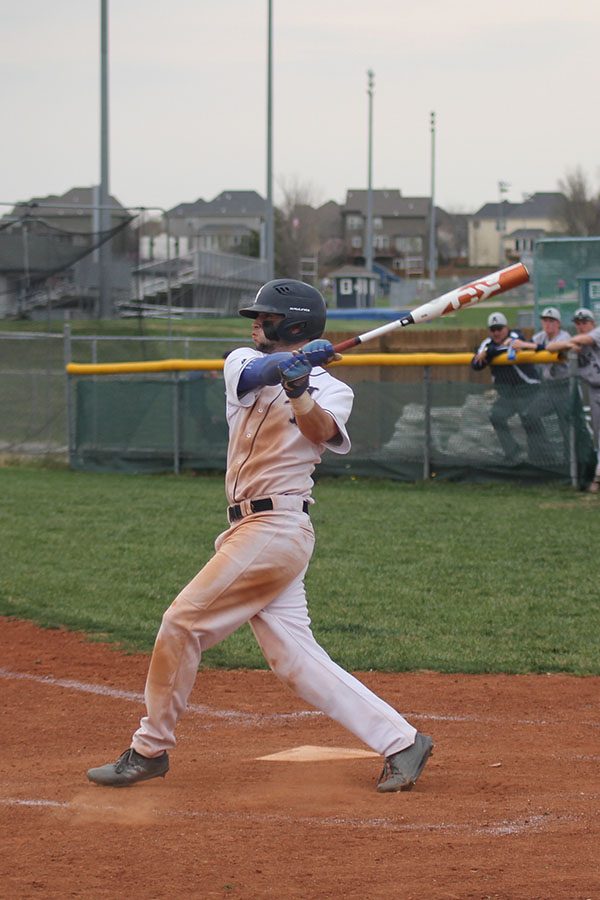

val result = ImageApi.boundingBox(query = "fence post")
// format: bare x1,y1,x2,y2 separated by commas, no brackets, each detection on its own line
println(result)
173,372,181,475
423,365,432,480
568,352,578,489
63,320,74,467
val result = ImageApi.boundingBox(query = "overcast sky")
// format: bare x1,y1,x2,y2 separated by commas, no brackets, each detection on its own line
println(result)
1,0,598,216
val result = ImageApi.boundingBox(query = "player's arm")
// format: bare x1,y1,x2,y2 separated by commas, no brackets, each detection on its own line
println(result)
510,337,538,351
545,338,577,353
237,352,295,397
471,337,493,370
569,333,597,347
278,348,341,444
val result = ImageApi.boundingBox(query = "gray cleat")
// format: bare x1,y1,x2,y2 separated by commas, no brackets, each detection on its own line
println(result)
376,732,433,793
87,748,169,787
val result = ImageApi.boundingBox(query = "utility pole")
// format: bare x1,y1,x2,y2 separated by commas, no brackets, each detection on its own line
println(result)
428,111,437,287
497,180,510,267
265,0,274,280
365,69,375,300
99,0,112,318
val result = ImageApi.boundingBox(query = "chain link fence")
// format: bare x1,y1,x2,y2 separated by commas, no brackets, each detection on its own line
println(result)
1,331,596,485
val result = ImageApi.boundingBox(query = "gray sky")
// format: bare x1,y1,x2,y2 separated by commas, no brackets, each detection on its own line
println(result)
1,0,597,215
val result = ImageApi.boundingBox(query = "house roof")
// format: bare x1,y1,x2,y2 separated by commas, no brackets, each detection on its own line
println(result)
473,192,564,220
7,186,126,217
328,264,378,279
506,227,547,238
343,189,430,217
169,190,266,218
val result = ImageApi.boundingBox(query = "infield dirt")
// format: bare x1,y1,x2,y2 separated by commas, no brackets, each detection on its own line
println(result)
1,617,598,899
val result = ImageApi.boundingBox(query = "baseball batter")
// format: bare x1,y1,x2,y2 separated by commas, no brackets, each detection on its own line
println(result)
87,279,433,793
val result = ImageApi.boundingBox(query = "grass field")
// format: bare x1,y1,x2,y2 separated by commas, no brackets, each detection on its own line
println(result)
0,299,533,340
1,466,598,674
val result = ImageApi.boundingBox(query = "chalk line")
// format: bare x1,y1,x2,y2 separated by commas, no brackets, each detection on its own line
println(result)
0,796,565,837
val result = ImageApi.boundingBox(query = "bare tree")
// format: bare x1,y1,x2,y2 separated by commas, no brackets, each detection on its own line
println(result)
275,177,323,280
557,167,600,235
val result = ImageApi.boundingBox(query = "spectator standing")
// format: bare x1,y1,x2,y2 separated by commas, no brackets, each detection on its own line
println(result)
510,307,572,460
546,307,600,492
471,311,549,463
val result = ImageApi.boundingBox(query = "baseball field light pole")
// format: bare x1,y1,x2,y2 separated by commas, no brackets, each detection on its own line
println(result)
428,111,436,289
265,0,275,281
99,0,112,319
365,69,375,304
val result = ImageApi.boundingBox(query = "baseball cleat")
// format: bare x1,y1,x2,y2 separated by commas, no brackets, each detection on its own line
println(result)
87,748,169,787
376,732,433,793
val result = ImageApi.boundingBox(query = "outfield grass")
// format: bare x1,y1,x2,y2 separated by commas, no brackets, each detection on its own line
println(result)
1,466,598,674
0,300,532,340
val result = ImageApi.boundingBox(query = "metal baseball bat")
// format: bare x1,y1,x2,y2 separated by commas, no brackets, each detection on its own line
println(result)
332,262,530,353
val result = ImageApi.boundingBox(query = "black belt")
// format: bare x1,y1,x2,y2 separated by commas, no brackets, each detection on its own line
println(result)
228,498,309,523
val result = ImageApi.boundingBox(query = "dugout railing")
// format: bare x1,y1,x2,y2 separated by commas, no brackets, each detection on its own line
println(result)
65,352,595,488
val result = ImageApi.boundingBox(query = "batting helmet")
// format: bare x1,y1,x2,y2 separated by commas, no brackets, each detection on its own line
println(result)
239,279,326,344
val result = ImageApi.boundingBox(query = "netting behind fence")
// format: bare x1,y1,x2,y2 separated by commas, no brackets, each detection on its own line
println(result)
534,237,600,320
70,373,595,486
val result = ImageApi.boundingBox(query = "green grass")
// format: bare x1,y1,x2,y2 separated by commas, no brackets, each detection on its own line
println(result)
1,466,599,674
0,301,533,340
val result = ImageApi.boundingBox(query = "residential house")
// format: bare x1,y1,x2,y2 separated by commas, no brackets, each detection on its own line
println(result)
468,192,565,268
341,189,431,277
163,190,267,260
0,186,133,317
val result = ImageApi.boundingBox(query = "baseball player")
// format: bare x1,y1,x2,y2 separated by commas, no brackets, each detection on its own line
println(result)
87,279,433,792
510,306,572,459
471,311,550,463
546,307,600,492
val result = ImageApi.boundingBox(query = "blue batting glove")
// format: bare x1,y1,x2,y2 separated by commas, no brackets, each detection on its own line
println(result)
278,351,312,397
301,339,342,367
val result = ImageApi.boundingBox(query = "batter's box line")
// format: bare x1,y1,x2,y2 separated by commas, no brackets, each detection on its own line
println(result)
2,667,599,730
0,796,582,838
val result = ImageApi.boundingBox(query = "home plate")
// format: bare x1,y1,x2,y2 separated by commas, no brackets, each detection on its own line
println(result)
256,745,380,762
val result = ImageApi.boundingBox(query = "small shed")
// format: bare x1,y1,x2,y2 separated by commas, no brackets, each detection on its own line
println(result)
328,265,378,309
576,270,600,320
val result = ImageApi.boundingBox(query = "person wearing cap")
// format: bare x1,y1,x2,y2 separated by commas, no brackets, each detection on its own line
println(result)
545,308,600,492
471,311,549,463
509,307,572,461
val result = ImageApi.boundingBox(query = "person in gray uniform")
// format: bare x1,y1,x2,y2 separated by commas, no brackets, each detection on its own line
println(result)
546,307,600,492
510,307,572,461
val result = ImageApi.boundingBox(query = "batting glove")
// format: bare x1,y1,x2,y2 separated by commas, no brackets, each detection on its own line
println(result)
278,351,312,398
301,339,342,367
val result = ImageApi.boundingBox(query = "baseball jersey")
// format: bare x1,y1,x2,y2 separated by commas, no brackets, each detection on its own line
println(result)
532,328,571,381
471,330,540,386
223,347,353,504
575,326,600,388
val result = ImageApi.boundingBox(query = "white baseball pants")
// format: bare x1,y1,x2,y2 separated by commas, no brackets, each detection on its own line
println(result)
132,509,416,759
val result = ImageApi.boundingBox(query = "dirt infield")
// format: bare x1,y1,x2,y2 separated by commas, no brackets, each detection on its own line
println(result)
1,617,599,900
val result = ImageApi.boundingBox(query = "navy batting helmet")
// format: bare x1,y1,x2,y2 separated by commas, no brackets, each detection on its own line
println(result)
239,279,326,344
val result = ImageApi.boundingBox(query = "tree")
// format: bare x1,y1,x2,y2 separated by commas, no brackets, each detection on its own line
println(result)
557,167,600,235
274,177,323,280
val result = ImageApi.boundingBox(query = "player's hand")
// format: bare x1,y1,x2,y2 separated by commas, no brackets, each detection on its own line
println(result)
278,351,312,398
301,339,342,367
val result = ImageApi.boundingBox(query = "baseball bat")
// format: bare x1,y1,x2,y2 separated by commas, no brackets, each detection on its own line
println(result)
332,262,529,353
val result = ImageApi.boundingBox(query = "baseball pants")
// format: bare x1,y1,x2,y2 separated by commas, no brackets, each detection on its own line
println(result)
132,509,416,759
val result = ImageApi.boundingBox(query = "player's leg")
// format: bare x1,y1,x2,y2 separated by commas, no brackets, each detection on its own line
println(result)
250,573,433,790
489,392,521,460
87,514,314,784
587,388,600,491
131,515,315,757
517,386,550,462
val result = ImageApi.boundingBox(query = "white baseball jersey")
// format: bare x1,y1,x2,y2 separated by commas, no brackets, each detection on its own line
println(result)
532,328,572,381
223,347,353,504
575,326,600,388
